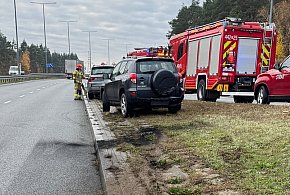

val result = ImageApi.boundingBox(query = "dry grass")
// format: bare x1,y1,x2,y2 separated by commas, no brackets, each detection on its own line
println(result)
126,100,290,194
104,100,290,194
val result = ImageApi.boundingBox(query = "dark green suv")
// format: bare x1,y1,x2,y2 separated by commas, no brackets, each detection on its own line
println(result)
102,57,184,117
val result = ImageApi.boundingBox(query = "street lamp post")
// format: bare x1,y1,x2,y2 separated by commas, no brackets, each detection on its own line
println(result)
83,30,97,71
13,0,20,74
269,0,274,23
59,20,77,56
123,43,132,55
103,38,113,65
30,1,56,73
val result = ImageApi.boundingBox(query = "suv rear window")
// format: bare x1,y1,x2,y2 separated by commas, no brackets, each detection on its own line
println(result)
91,67,113,75
137,60,177,73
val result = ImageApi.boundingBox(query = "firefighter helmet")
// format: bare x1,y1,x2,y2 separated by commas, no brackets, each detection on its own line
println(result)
77,64,82,69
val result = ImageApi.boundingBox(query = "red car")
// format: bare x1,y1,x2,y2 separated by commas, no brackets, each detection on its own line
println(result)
254,56,290,104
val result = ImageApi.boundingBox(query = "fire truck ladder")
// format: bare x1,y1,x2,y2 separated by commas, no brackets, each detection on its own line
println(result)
261,23,275,73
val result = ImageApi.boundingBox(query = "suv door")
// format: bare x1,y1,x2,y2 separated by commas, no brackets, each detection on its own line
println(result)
113,61,129,100
106,62,121,101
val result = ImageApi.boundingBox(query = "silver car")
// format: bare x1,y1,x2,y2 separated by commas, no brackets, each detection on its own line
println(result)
87,65,114,99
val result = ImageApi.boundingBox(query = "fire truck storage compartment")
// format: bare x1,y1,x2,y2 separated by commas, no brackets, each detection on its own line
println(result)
236,38,259,74
187,40,198,76
210,35,221,75
198,38,211,69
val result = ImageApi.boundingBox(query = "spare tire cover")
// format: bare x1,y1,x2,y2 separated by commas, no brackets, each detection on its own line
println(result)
151,69,178,96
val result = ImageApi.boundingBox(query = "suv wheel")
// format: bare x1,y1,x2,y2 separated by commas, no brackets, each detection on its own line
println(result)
120,93,132,118
102,91,110,112
88,92,94,100
168,104,181,114
197,80,206,101
257,86,270,104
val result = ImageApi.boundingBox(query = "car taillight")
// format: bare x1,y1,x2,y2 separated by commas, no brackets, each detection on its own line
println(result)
88,77,95,82
130,73,137,84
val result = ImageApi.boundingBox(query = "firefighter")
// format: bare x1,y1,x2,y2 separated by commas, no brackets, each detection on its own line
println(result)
73,64,84,100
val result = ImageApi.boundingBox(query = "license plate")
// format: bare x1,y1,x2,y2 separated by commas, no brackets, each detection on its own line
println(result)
216,84,229,92
151,100,169,106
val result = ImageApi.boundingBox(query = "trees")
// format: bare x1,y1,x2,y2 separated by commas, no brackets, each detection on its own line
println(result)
168,0,271,38
0,32,16,75
0,32,79,75
21,49,31,74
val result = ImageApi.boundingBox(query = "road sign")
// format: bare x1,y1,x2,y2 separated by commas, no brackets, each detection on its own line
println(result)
46,63,54,68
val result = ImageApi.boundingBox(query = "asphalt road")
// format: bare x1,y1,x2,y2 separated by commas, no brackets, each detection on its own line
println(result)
184,94,290,106
0,80,103,195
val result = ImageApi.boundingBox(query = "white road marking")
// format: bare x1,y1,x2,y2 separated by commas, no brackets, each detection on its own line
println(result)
4,101,11,104
19,95,25,98
29,91,34,94
36,89,41,91
42,87,46,89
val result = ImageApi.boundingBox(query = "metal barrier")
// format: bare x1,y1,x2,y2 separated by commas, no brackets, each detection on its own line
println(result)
0,73,66,84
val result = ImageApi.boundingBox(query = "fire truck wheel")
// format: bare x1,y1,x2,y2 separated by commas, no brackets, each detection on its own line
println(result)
256,86,270,104
152,69,178,96
197,79,207,101
233,96,254,103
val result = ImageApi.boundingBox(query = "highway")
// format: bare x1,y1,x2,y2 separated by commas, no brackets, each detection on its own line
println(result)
0,79,102,194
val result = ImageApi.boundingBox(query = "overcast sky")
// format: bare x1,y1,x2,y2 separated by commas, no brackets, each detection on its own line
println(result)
1,0,204,71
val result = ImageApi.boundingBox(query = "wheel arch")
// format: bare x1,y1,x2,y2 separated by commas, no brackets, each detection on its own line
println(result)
196,73,207,88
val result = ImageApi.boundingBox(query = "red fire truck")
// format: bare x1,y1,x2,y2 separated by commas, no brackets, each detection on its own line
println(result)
169,17,277,103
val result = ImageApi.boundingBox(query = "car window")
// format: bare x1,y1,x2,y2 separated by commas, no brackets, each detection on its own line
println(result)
111,62,121,78
119,61,128,75
281,56,290,69
91,67,113,75
137,60,177,73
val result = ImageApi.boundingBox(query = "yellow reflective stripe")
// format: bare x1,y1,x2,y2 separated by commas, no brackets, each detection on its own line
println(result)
231,42,237,49
260,53,268,65
224,41,232,49
262,44,270,58
223,49,229,59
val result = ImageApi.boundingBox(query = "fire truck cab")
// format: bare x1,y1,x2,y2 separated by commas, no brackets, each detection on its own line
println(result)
169,17,276,103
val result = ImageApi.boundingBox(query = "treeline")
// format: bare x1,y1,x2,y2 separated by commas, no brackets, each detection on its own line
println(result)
169,0,289,60
0,32,78,75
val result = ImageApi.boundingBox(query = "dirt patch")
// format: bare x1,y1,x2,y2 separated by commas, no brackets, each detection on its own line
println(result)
103,110,241,195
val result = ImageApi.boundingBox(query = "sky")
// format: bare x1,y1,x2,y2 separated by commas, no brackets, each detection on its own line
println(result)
0,0,204,71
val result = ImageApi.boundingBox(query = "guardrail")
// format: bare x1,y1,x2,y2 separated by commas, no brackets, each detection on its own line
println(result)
0,73,66,84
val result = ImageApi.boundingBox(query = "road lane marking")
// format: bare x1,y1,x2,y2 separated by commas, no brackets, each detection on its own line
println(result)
19,95,25,98
37,89,41,91
42,87,46,89
29,91,34,94
4,101,11,104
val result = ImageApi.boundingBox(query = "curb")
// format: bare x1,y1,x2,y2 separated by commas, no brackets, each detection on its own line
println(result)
82,90,127,195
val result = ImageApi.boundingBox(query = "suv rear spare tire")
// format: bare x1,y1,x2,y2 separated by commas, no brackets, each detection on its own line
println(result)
151,69,178,97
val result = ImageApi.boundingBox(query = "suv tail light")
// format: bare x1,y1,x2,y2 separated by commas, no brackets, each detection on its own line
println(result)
88,77,95,82
130,73,137,84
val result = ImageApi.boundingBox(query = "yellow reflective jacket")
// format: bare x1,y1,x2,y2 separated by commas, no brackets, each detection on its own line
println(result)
73,70,83,83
